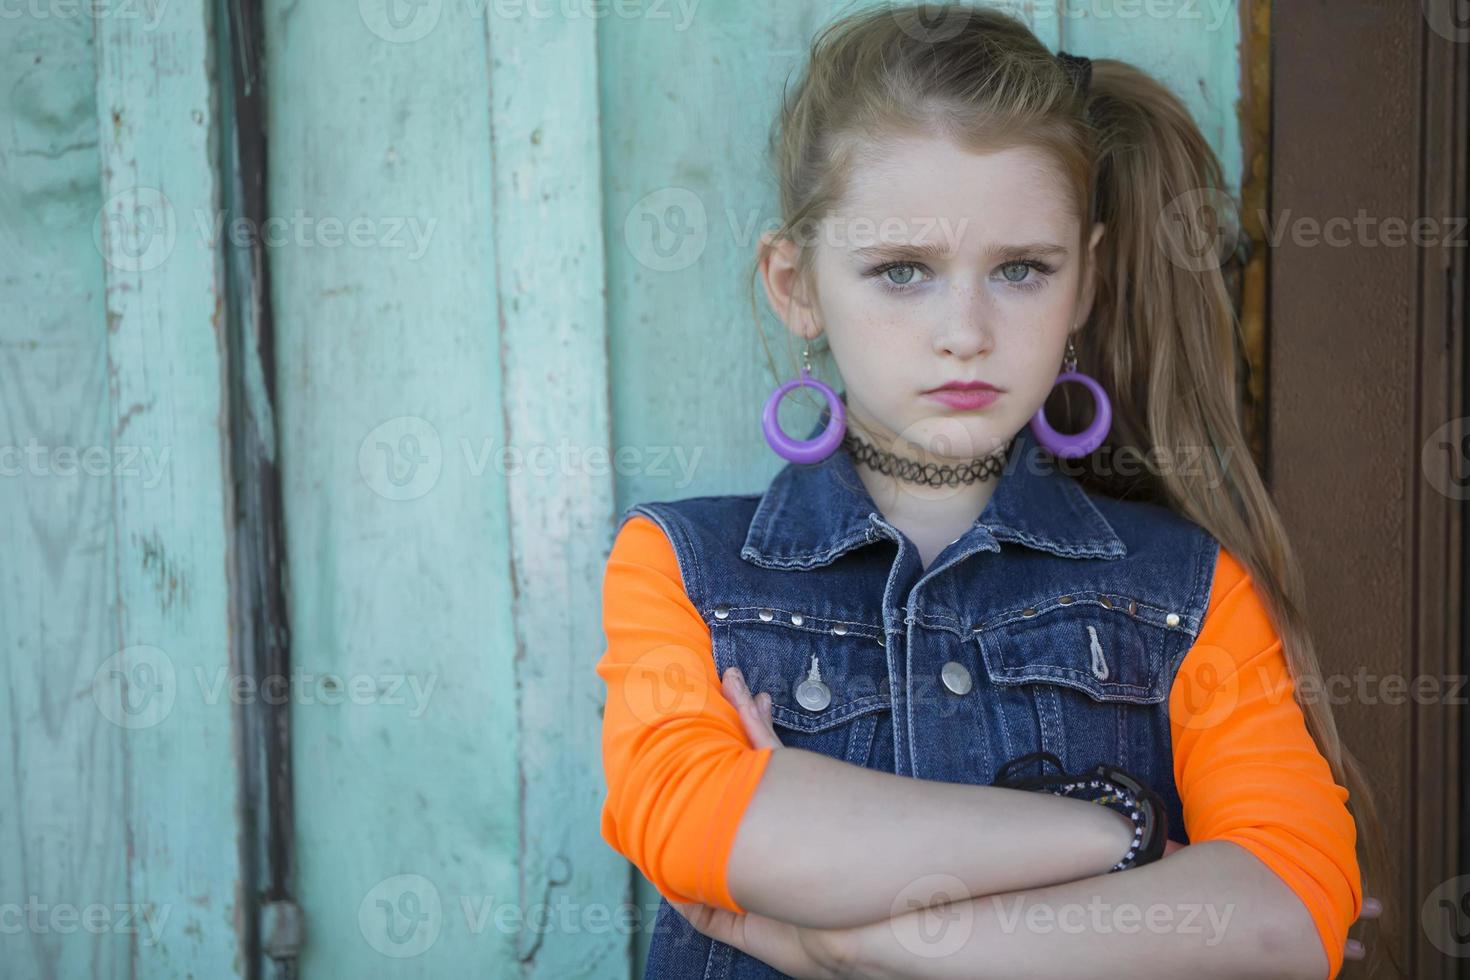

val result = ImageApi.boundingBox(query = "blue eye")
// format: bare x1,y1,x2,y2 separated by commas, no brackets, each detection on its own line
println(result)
996,259,1055,292
865,261,928,293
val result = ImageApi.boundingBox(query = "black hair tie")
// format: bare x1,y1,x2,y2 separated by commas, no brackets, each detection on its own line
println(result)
1056,50,1093,98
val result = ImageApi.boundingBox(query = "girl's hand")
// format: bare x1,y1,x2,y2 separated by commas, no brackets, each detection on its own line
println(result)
669,900,845,980
721,667,784,750
1345,895,1382,962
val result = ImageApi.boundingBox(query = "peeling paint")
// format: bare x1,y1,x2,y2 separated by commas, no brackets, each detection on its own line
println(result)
135,528,191,613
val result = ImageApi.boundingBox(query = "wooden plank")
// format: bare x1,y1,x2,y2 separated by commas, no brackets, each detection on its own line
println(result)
265,0,519,974
0,13,132,980
91,0,247,975
484,8,627,980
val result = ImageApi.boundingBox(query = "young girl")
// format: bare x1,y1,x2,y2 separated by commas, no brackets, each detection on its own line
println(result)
597,5,1385,977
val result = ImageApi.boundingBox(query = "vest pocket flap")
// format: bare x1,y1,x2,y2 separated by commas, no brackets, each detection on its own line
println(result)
769,695,890,734
710,612,891,734
975,608,1168,704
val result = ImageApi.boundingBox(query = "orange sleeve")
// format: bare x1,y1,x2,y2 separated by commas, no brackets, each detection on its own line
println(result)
1170,546,1362,980
596,513,775,913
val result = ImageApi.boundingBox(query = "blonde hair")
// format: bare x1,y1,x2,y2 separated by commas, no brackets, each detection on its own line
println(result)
747,3,1394,971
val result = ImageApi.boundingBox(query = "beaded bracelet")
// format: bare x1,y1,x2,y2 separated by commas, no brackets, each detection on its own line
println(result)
992,750,1168,872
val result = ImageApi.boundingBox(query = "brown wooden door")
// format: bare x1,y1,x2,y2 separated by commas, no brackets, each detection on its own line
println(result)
1272,3,1468,977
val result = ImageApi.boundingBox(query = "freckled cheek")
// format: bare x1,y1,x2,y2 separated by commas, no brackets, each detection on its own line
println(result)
831,300,907,346
825,312,920,396
989,317,1073,388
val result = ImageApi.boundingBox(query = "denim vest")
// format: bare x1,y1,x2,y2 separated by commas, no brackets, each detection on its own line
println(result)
623,407,1220,980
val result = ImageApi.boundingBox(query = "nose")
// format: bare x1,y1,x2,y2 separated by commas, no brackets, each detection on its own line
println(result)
933,283,995,359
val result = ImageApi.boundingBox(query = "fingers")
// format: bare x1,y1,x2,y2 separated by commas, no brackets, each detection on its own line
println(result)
1344,896,1382,960
722,667,780,750
753,690,784,748
722,666,755,710
723,668,784,750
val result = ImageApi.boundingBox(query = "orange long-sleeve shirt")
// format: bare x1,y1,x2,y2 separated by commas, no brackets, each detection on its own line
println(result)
596,514,1362,979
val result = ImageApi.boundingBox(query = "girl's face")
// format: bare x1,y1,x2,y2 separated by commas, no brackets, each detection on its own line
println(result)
769,135,1104,464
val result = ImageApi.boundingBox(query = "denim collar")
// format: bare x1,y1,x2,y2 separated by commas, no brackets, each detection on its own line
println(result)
741,396,1127,569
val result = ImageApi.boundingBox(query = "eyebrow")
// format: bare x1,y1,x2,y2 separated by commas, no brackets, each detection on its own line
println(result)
849,240,1070,263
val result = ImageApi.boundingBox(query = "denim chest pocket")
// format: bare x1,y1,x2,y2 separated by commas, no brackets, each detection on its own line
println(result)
973,595,1176,776
709,606,893,770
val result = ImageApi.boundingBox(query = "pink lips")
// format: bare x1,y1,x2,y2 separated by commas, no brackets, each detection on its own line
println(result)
925,383,1002,411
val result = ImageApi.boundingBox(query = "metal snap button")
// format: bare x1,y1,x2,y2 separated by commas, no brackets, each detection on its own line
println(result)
941,661,973,695
758,609,774,622
1021,607,1037,617
1165,612,1181,627
795,656,831,712
713,605,730,619
790,613,804,626
831,624,847,636
1058,595,1074,604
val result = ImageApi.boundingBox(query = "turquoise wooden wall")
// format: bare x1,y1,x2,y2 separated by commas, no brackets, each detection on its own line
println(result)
1,3,246,978
0,2,1240,977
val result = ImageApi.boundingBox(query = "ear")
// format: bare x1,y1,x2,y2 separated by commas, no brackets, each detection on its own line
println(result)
758,230,820,343
1074,221,1106,329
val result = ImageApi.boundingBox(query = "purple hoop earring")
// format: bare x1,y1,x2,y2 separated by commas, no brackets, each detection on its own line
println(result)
1029,335,1111,458
763,341,846,463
